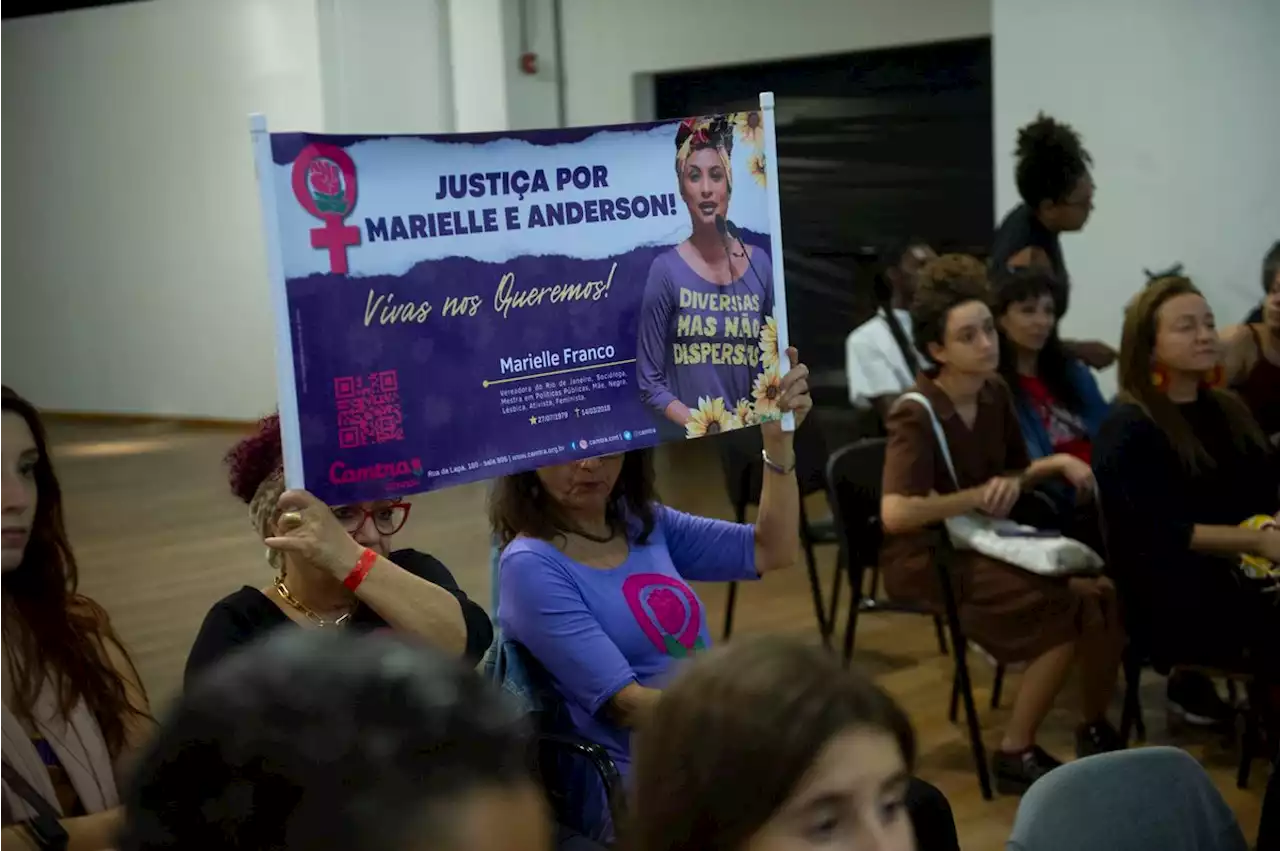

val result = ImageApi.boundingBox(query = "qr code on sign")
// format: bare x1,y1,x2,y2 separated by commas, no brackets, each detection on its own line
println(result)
335,370,404,449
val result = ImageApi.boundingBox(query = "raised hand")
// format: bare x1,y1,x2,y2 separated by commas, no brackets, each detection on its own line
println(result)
265,489,364,579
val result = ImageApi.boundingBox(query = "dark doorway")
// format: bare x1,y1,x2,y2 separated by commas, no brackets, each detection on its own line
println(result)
653,38,992,382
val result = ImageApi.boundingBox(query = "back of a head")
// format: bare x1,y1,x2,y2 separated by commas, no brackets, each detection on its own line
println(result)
629,636,914,851
1014,113,1092,207
119,631,533,851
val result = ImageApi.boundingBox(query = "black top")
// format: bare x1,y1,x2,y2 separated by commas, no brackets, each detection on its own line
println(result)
184,549,493,686
1093,397,1280,669
990,203,1070,315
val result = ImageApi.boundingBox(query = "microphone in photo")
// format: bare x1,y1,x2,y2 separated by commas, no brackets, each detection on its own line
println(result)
715,215,767,291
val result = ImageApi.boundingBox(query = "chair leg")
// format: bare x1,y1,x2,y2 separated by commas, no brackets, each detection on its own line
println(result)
798,501,830,645
1119,649,1144,745
937,550,992,800
991,664,1005,710
843,557,865,666
722,582,737,640
827,551,844,634
869,562,882,600
949,671,960,723
1238,680,1263,790
933,615,949,656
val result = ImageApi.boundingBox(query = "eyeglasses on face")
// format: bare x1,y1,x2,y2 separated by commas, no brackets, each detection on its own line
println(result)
331,501,411,536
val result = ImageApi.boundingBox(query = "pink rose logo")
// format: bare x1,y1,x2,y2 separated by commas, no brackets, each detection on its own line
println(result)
622,574,705,658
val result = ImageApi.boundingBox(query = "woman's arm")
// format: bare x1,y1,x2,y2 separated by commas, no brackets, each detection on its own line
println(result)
264,492,469,656
881,489,987,535
1221,323,1259,385
636,257,684,423
608,683,662,728
753,349,811,574
386,551,494,664
879,395,988,533
339,555,469,655
1190,524,1279,561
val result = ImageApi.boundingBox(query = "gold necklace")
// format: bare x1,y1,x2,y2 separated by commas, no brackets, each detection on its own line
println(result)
273,575,353,627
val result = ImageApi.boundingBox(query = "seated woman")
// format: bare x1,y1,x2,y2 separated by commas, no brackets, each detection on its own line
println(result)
1222,240,1280,445
184,414,492,683
1092,276,1279,678
630,635,958,851
993,267,1108,465
121,631,547,851
2,386,153,851
879,256,1124,795
492,348,811,837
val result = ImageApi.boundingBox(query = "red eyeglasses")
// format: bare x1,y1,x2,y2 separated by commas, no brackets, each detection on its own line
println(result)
331,501,411,536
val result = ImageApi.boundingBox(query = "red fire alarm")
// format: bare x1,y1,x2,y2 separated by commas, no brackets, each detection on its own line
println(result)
520,52,538,75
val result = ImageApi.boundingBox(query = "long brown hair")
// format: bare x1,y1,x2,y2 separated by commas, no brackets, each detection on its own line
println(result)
1116,277,1267,471
2,386,147,755
489,450,658,546
629,636,915,851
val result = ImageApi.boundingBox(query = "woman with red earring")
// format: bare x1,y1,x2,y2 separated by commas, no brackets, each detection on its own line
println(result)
1093,277,1280,689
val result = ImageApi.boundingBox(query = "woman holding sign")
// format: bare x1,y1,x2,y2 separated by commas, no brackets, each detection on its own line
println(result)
637,114,777,437
184,414,493,684
491,346,810,839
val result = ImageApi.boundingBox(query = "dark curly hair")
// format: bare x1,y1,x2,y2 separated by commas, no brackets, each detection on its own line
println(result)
630,636,915,851
489,450,658,547
226,413,283,504
1015,113,1093,207
992,268,1083,412
119,631,533,851
910,254,993,365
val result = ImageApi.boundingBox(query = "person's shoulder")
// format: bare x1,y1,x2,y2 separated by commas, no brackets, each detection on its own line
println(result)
746,243,772,267
204,586,278,624
388,548,453,581
846,311,890,349
500,537,570,572
1097,402,1162,443
992,203,1032,245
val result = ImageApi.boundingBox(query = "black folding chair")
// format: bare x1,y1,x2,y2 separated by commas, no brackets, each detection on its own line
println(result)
719,412,838,643
825,438,999,800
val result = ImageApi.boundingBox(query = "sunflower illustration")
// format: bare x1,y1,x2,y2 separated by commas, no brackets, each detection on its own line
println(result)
734,111,764,147
748,151,767,187
752,369,783,421
759,316,780,371
733,397,755,428
686,396,736,439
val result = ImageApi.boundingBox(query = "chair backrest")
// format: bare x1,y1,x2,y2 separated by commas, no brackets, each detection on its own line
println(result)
825,438,888,570
1006,747,1248,851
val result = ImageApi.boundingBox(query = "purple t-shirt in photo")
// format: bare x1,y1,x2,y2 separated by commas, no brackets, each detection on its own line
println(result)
497,504,757,776
636,246,774,417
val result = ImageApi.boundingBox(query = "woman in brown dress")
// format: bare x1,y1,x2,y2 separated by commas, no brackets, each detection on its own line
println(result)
878,256,1123,795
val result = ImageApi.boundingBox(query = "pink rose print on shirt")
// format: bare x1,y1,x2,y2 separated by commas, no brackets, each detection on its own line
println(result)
623,573,706,658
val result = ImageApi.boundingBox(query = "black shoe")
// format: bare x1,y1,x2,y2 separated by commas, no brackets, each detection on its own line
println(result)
992,746,1063,795
1167,671,1233,727
1075,719,1124,758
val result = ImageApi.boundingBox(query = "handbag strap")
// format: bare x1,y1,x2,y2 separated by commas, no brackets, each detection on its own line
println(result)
2,760,60,822
896,392,960,490
881,307,921,375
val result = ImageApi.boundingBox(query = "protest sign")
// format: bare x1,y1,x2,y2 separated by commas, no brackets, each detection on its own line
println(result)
250,93,790,504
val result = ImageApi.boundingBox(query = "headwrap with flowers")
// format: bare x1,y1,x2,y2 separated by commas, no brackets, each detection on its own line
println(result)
675,115,734,189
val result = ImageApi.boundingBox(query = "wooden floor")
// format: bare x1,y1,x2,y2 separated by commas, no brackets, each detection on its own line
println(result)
48,419,1265,848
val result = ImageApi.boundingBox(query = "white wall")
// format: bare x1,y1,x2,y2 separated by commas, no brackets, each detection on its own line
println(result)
448,0,511,132
994,0,1280,380
1,0,325,418
558,0,992,126
317,0,454,134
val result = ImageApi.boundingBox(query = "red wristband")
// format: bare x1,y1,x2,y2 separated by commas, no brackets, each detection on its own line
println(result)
344,548,378,591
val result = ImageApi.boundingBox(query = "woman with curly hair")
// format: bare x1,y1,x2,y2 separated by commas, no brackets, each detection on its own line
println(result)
637,114,775,432
2,386,152,851
990,113,1114,369
184,414,492,684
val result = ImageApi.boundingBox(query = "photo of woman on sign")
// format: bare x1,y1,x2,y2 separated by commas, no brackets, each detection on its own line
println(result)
637,113,778,438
